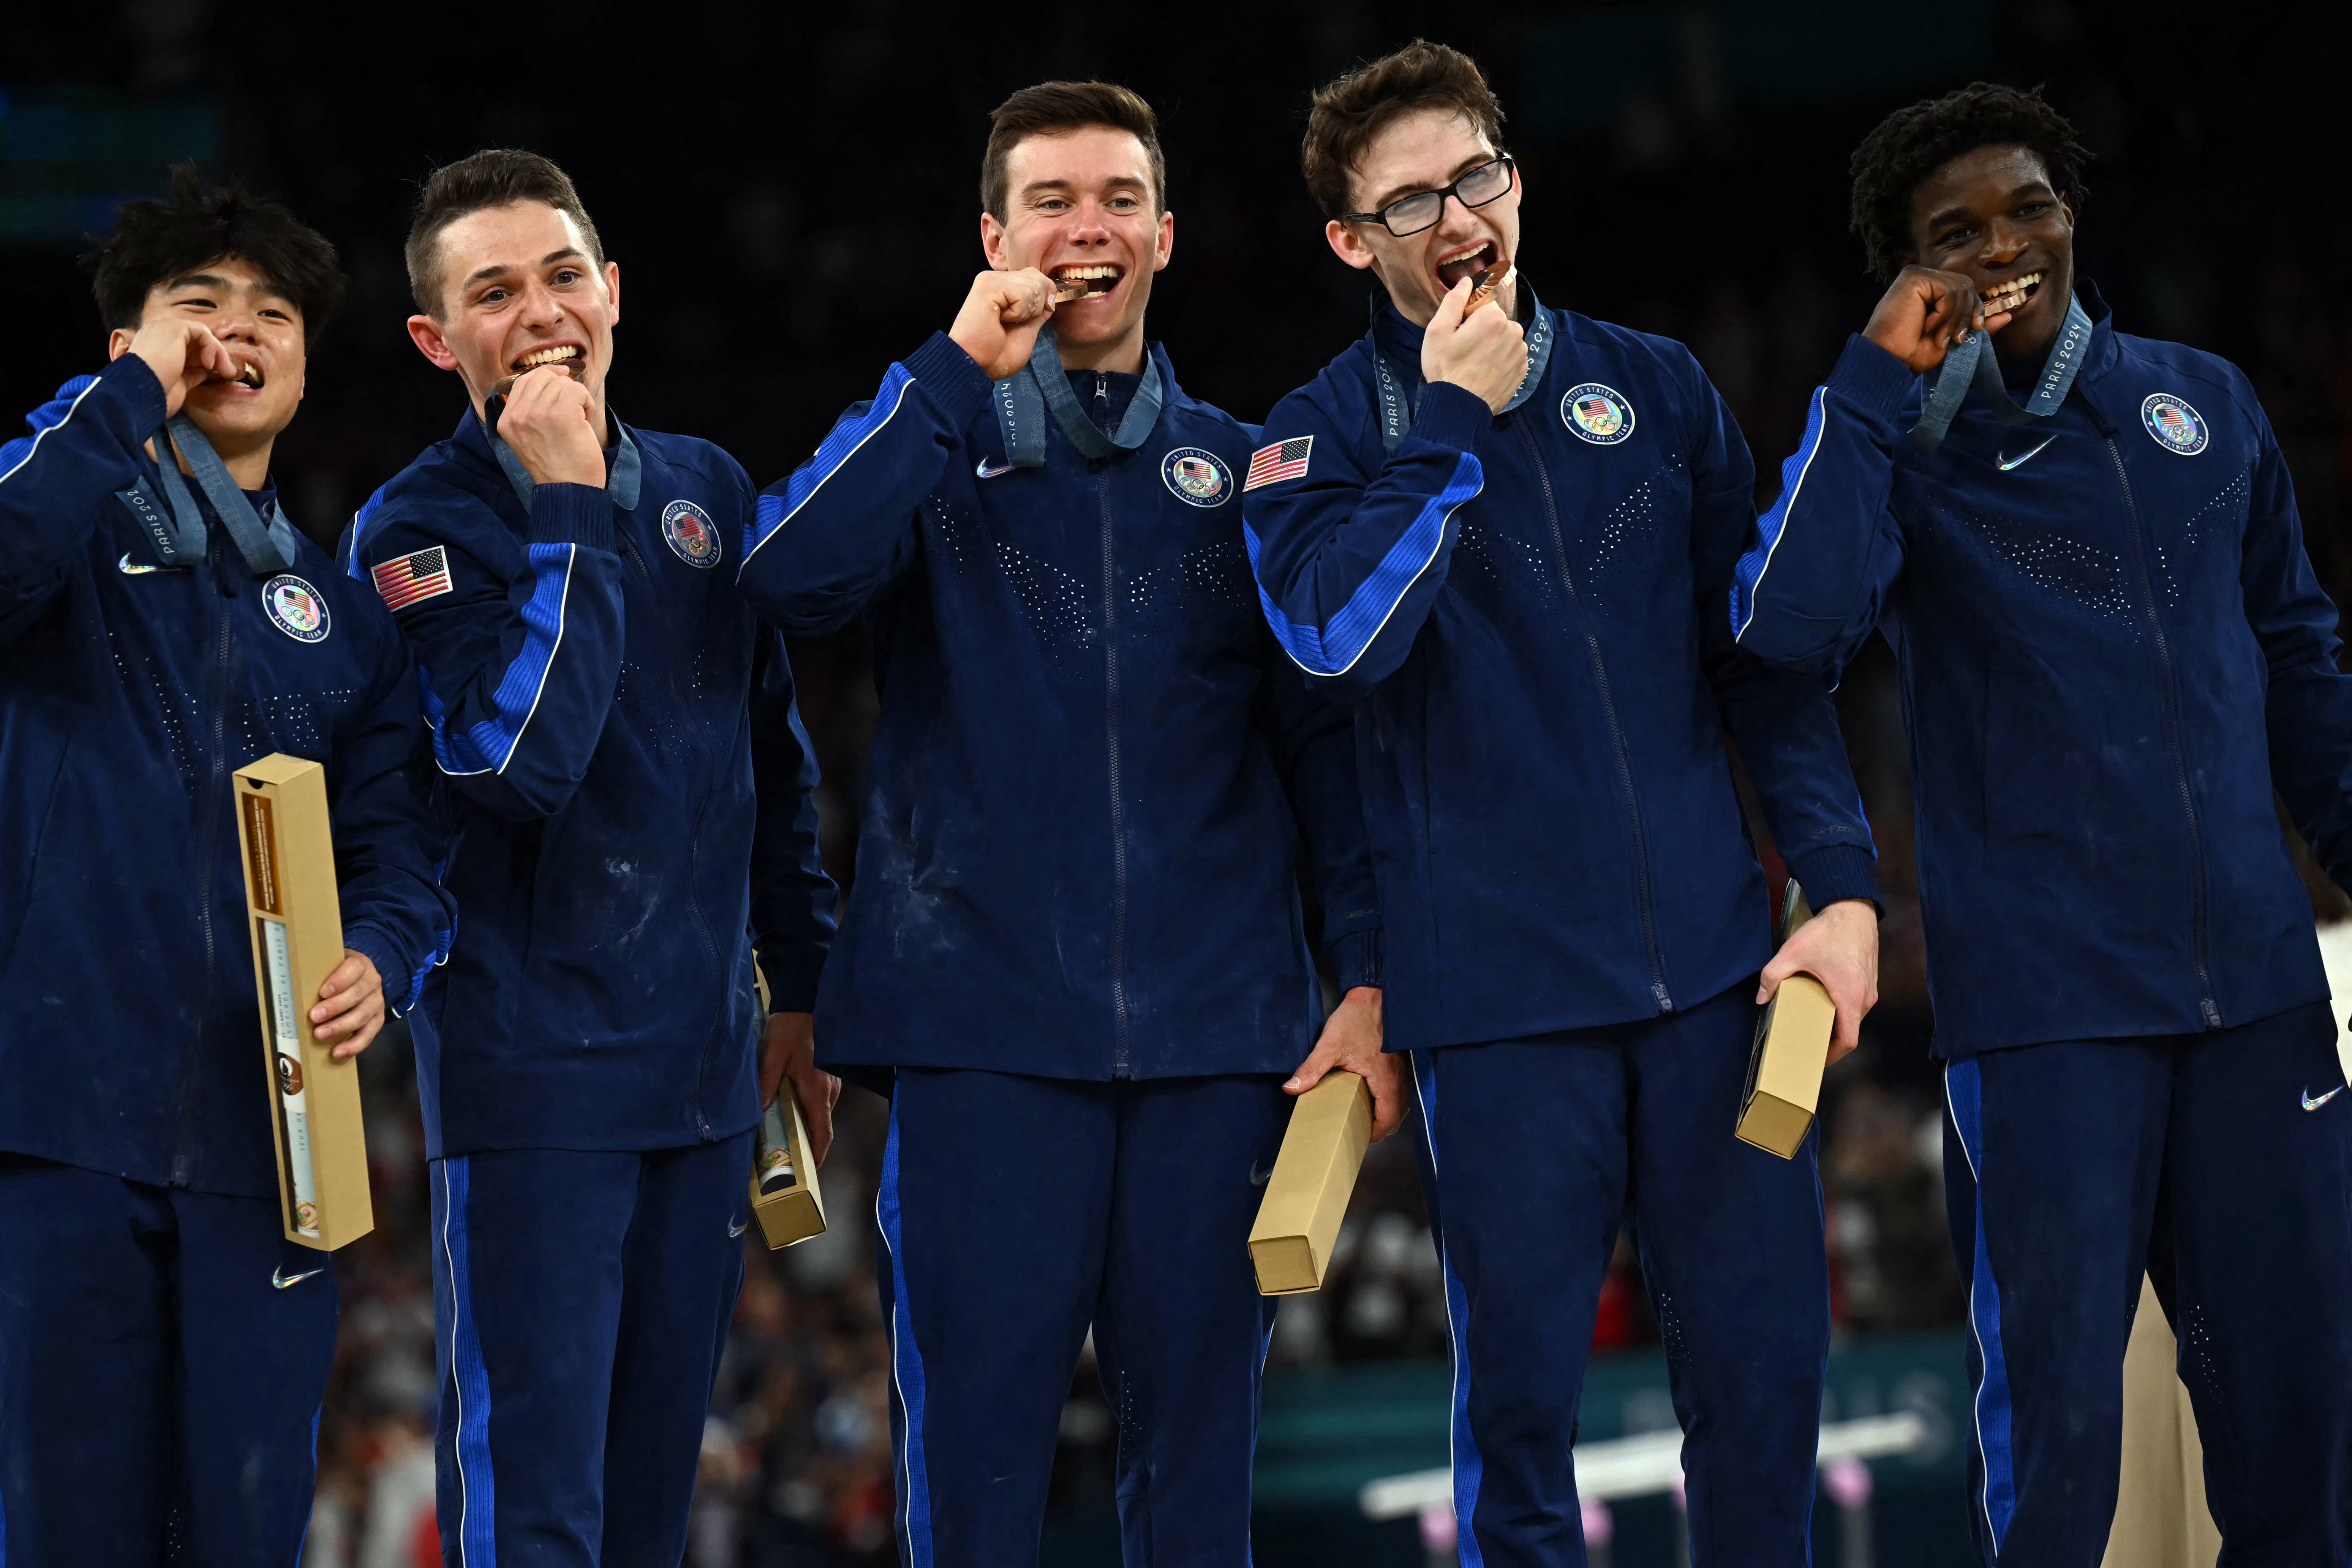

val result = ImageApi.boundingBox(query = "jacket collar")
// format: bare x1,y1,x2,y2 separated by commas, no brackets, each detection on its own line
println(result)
450,401,643,513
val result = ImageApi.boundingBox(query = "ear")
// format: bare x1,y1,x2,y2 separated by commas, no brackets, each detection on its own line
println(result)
980,210,1010,271
107,327,135,362
603,260,621,331
1151,208,1174,273
1325,218,1376,273
407,313,461,373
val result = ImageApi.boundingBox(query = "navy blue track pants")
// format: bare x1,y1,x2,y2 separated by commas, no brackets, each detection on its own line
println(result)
1408,980,1829,1568
1943,998,2352,1566
874,1068,1290,1568
428,1132,752,1568
0,1154,337,1566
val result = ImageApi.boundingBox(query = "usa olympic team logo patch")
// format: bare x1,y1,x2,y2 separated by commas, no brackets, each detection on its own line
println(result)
262,574,330,643
2141,394,2208,456
1160,447,1231,507
661,499,723,567
1562,383,1634,445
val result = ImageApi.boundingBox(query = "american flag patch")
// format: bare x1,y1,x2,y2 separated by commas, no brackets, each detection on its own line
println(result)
1244,436,1313,491
370,546,454,612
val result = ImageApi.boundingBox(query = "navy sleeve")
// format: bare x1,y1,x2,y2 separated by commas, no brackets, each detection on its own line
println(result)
1682,350,1882,912
2239,397,2352,896
738,332,993,634
0,359,165,641
1243,377,1490,695
741,491,838,1013
1730,335,1919,680
1256,630,1382,991
348,476,627,822
327,613,457,1015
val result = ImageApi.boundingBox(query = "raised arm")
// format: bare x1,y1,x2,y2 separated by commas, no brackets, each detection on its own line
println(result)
740,269,1063,633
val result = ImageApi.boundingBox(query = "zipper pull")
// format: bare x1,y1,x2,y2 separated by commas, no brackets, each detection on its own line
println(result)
1095,375,1108,405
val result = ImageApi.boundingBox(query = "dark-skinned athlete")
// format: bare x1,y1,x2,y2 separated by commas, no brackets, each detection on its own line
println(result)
1735,82,2352,1564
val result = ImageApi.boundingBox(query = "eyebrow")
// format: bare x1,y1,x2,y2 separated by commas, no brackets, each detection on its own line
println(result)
462,247,586,291
1366,152,1493,215
1924,180,2054,234
1020,174,1149,198
164,272,292,305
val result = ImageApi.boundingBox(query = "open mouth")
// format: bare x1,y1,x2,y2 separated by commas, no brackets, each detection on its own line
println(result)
1053,264,1122,301
210,359,264,390
510,343,584,376
1435,240,1501,293
1982,272,2043,319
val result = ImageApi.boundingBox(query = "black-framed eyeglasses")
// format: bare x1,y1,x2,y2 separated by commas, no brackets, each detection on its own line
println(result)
1344,155,1516,238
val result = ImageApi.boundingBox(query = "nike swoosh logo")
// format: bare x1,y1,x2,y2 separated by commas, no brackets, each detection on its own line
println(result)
118,553,185,575
1248,1161,1273,1187
1996,433,2060,471
2303,1085,2346,1112
272,1265,326,1289
728,1216,749,1238
974,459,1016,479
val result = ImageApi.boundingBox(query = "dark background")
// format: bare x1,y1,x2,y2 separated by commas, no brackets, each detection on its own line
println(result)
6,2,2345,1563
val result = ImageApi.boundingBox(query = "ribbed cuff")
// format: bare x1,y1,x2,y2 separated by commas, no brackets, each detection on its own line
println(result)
338,924,413,1018
526,481,616,552
97,354,169,433
1787,843,1883,918
756,944,828,1014
1329,928,1384,992
1409,380,1494,454
904,331,997,430
1828,334,1920,421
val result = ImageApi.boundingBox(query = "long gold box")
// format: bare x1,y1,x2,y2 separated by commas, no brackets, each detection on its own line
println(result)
1735,882,1837,1159
1248,1071,1372,1295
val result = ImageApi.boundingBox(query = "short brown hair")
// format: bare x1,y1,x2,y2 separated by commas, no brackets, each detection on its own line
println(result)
980,81,1166,222
405,149,606,316
1302,41,1506,220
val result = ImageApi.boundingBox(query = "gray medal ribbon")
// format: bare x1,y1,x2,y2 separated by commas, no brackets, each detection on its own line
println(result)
1372,284,1555,457
490,416,643,513
147,416,298,574
991,326,1163,468
1909,291,2094,455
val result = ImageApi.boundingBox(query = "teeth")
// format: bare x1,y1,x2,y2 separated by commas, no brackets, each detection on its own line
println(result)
1055,265,1118,280
517,345,581,368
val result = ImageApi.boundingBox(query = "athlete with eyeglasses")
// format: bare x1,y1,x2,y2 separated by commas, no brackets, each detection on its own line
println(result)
1243,42,1881,1565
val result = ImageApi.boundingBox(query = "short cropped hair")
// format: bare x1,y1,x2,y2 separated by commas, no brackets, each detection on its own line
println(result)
981,81,1166,221
86,164,345,343
1849,82,2092,281
1301,40,1507,221
405,149,606,316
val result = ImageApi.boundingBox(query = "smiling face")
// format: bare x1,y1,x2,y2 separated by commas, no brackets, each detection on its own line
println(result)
983,124,1171,371
1905,143,2075,361
107,254,307,453
405,201,620,429
1325,107,1521,327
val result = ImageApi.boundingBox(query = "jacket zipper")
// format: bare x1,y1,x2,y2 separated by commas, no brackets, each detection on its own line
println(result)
619,530,728,1132
1512,419,1673,1012
174,535,236,1185
1097,466,1132,1075
2104,434,2221,1027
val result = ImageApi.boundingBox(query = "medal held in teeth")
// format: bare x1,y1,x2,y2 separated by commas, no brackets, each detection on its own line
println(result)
1052,265,1119,302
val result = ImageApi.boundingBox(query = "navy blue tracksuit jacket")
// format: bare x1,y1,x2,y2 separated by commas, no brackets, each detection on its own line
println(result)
1244,297,1881,1050
0,355,452,1196
345,411,836,1157
738,332,1379,1080
1731,287,2350,1054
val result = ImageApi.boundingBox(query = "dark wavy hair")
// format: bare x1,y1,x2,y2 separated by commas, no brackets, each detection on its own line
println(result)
87,164,345,342
1302,40,1506,221
1849,82,2091,280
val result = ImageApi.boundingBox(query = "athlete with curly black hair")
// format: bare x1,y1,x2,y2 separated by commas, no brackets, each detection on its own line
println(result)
1737,81,2352,1564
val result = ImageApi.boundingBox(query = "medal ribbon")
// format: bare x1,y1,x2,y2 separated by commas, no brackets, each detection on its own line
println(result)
992,326,1164,468
489,414,643,514
1370,283,1555,457
149,416,298,574
1909,291,2094,454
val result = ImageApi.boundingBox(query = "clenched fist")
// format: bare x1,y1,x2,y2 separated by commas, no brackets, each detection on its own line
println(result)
1862,265,2011,374
124,319,240,419
497,363,605,488
947,269,1060,381
1422,276,1528,413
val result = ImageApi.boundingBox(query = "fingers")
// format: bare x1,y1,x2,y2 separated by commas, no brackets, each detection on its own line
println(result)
324,992,384,1057
1428,276,1472,334
758,1036,786,1107
1367,1071,1406,1143
999,268,1059,326
790,1062,840,1166
1283,1042,1334,1095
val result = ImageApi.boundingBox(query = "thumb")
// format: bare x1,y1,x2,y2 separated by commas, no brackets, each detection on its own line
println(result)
1284,1045,1332,1095
1757,952,1792,1005
1429,277,1472,334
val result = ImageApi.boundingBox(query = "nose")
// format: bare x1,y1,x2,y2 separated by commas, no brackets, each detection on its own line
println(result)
1981,218,2031,268
522,277,570,327
1067,200,1114,245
